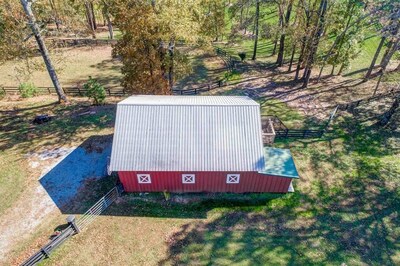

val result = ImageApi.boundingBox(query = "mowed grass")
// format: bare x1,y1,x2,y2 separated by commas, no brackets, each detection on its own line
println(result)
8,95,394,266
0,96,118,219
0,46,122,88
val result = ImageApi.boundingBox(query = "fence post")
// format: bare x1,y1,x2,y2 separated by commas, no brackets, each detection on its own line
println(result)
66,215,80,234
195,88,197,94
108,88,111,96
285,129,289,138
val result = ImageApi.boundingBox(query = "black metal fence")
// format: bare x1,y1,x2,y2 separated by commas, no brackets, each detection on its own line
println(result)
21,186,120,266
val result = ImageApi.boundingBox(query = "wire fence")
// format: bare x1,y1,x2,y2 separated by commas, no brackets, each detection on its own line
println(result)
21,186,121,266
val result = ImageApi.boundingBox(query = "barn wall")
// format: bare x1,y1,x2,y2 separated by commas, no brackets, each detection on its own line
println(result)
118,171,292,193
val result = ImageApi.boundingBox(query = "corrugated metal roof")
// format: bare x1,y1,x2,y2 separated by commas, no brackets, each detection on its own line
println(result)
260,147,299,178
118,95,260,106
110,95,265,172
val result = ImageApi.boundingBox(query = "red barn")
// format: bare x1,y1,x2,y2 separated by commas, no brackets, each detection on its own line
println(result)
109,95,299,193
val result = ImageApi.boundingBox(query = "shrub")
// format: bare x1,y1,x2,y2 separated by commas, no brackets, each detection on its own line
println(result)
19,82,38,98
0,89,5,100
84,76,106,105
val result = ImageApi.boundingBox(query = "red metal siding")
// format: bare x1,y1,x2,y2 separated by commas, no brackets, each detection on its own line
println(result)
118,171,292,193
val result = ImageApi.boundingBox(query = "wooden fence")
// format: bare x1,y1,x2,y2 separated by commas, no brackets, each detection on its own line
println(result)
21,186,121,266
2,79,228,97
337,88,400,112
50,38,117,48
1,86,127,97
215,47,239,72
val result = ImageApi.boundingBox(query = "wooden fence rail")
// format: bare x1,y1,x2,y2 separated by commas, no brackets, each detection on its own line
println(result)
2,79,227,97
21,186,121,266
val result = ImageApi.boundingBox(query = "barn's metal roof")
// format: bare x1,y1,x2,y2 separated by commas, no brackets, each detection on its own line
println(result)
110,95,265,172
118,95,260,106
260,147,299,178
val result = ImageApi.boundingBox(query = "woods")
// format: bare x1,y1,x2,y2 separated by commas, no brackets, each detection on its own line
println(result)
0,0,398,111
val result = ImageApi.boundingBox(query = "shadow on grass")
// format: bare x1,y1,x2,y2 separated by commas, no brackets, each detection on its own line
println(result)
0,101,115,153
159,112,400,265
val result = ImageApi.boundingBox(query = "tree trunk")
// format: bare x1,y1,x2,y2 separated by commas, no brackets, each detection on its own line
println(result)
90,2,97,30
380,41,393,66
252,0,260,60
244,3,249,34
85,1,96,38
49,0,60,31
338,63,345,75
373,69,384,96
288,43,296,71
102,1,113,39
331,65,335,75
380,40,399,71
365,36,385,80
20,0,67,103
302,0,328,88
317,65,325,80
168,40,175,91
240,2,243,28
276,1,293,66
295,40,305,80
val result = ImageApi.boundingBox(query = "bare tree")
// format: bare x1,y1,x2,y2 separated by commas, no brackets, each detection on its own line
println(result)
20,0,67,103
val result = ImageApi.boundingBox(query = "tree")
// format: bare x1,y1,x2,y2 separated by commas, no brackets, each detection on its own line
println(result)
276,0,294,66
84,0,96,38
252,0,260,60
365,1,400,80
20,0,67,103
101,0,113,39
112,0,205,94
302,0,328,88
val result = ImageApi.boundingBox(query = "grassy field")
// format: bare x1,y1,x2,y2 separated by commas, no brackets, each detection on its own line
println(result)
0,46,122,88
0,90,397,265
38,98,399,266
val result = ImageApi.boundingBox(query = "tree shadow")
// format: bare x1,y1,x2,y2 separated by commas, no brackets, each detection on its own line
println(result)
159,110,400,265
0,101,116,153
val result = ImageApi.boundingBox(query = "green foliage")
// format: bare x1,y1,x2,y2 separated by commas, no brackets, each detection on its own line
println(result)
112,0,207,94
18,82,38,98
84,77,106,105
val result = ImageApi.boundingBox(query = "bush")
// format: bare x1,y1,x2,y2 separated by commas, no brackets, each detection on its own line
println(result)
19,82,38,98
0,89,5,100
84,76,106,105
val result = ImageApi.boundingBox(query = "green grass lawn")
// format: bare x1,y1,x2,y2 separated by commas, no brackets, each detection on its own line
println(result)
2,94,393,266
